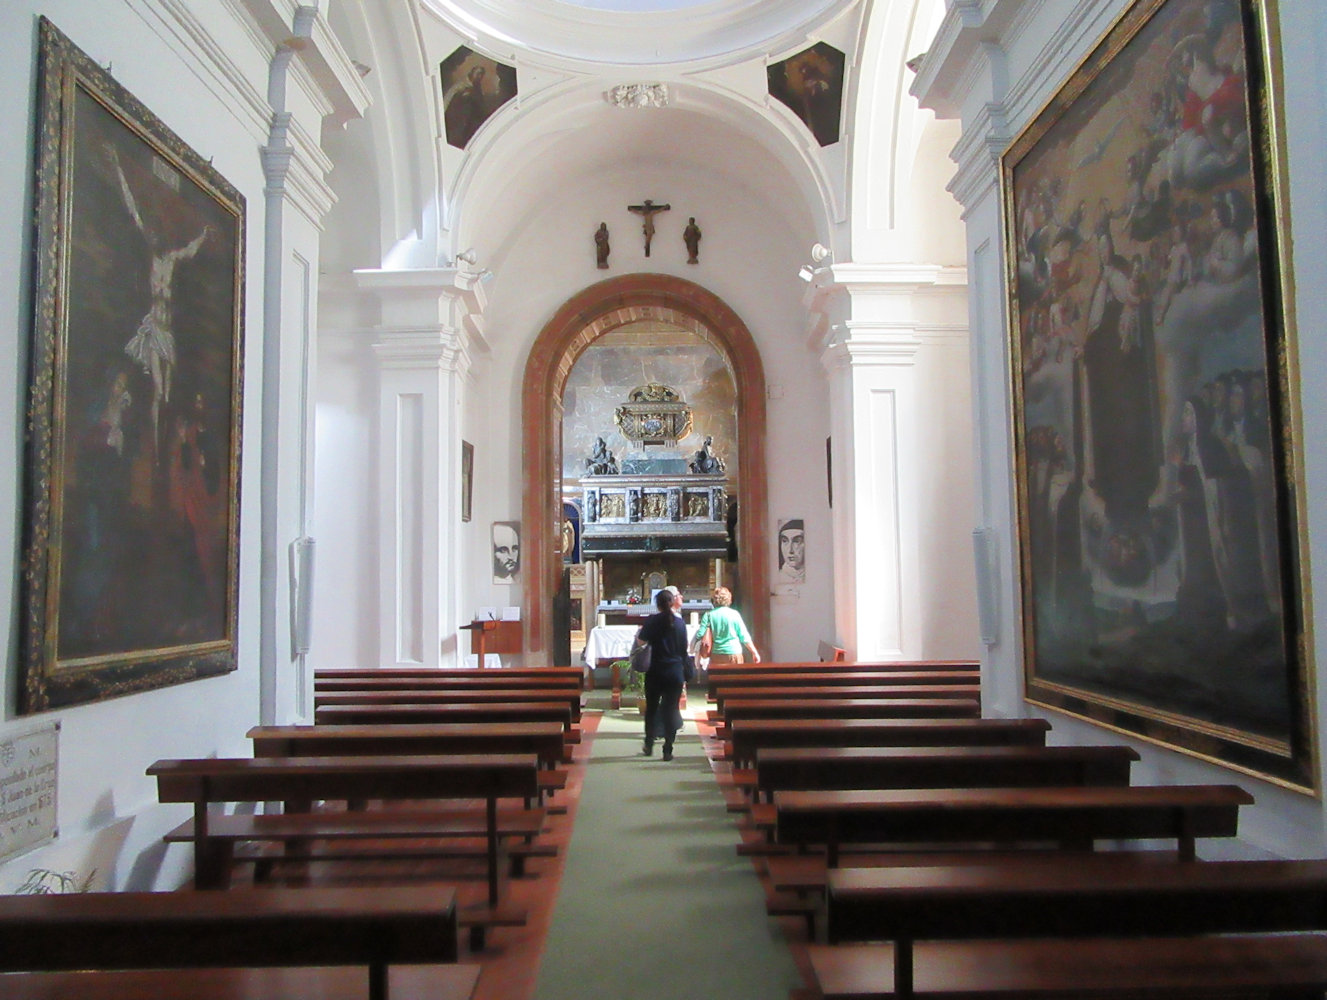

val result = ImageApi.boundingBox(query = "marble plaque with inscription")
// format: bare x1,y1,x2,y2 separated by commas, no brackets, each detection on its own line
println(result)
0,723,59,864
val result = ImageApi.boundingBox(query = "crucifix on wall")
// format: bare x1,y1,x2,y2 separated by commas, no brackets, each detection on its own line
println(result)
627,199,670,256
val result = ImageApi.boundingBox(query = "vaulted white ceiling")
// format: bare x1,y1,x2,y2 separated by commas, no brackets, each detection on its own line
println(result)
324,1,953,275
420,0,859,67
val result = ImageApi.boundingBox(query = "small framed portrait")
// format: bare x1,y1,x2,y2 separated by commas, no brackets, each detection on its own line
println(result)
460,440,473,522
492,520,521,584
776,518,805,584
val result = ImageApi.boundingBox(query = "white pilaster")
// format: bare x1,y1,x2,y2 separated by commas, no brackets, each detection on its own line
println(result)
356,268,484,667
813,262,973,661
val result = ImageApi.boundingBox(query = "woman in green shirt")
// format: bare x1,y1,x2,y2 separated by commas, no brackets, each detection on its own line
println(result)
696,586,761,664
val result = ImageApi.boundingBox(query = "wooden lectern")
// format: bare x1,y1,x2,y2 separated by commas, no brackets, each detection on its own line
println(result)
462,619,521,666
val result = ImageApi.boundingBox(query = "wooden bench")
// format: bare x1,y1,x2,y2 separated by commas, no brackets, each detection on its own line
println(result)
774,784,1253,866
708,660,978,678
747,744,1139,928
765,846,1182,896
249,721,569,814
315,674,582,693
314,701,579,742
709,685,982,716
708,671,980,691
717,698,982,731
751,744,1139,804
313,687,583,722
250,722,568,768
316,667,584,684
148,753,542,910
811,857,1327,999
0,884,475,1000
727,717,1051,768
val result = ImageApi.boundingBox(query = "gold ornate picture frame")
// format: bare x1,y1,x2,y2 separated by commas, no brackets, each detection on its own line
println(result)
1002,0,1315,791
21,20,245,713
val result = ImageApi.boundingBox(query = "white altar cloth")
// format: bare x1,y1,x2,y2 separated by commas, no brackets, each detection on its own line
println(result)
582,624,699,665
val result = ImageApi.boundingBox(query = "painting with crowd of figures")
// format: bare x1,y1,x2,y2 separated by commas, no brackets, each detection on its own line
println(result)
1003,0,1314,790
21,20,244,712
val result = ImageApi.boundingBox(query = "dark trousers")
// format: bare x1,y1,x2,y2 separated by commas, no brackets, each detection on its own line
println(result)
643,672,684,747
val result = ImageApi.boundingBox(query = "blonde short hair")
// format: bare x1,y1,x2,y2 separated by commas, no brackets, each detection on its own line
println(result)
712,587,732,607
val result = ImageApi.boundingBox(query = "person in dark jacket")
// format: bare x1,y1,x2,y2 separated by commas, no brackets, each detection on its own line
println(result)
633,585,687,760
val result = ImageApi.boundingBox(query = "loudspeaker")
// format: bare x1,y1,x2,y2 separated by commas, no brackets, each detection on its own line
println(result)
290,536,316,656
972,527,999,646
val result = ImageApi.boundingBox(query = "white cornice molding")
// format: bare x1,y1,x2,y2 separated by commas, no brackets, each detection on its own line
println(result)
807,261,969,362
232,0,371,124
126,0,361,226
371,325,475,378
912,0,1115,218
125,0,272,144
354,267,491,364
947,100,1011,216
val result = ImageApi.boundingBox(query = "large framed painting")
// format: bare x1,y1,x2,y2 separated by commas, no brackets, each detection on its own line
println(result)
20,19,245,713
440,45,516,150
767,42,846,147
1003,0,1315,791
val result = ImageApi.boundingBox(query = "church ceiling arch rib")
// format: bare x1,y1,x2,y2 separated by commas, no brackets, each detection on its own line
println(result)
327,0,445,271
848,0,955,262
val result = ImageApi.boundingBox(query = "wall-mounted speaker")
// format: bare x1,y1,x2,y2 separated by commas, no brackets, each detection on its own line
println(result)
290,536,316,656
972,527,999,646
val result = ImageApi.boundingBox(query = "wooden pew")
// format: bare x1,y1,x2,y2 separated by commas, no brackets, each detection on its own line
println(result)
751,744,1139,803
727,717,1052,768
249,721,571,809
709,685,981,716
774,784,1253,866
717,698,982,728
708,660,978,676
314,701,577,742
148,754,541,910
812,857,1327,999
250,722,568,768
0,884,476,1000
316,667,584,685
707,670,980,690
747,743,1140,931
316,675,582,693
808,934,1327,1000
313,687,583,722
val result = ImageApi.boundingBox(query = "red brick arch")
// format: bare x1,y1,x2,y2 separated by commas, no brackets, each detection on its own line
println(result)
521,273,769,660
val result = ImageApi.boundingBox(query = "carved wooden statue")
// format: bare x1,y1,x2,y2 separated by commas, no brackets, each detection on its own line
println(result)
683,217,701,264
627,199,670,256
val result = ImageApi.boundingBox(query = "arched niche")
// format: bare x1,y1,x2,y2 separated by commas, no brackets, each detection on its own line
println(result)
521,273,769,661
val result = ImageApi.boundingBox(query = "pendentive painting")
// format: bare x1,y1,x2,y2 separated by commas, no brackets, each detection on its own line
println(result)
1003,0,1315,790
21,19,245,713
441,45,516,150
767,42,845,147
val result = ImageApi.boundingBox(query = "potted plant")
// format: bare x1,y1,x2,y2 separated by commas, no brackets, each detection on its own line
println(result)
616,659,646,713
13,867,96,894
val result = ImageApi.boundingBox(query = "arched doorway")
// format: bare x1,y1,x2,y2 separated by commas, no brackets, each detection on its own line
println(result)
521,274,769,662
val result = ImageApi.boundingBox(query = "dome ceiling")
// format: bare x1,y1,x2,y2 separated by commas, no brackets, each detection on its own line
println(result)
420,0,858,66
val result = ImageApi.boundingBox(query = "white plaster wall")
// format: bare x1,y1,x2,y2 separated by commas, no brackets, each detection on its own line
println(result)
921,0,1327,858
468,160,836,663
313,154,840,665
0,0,271,891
